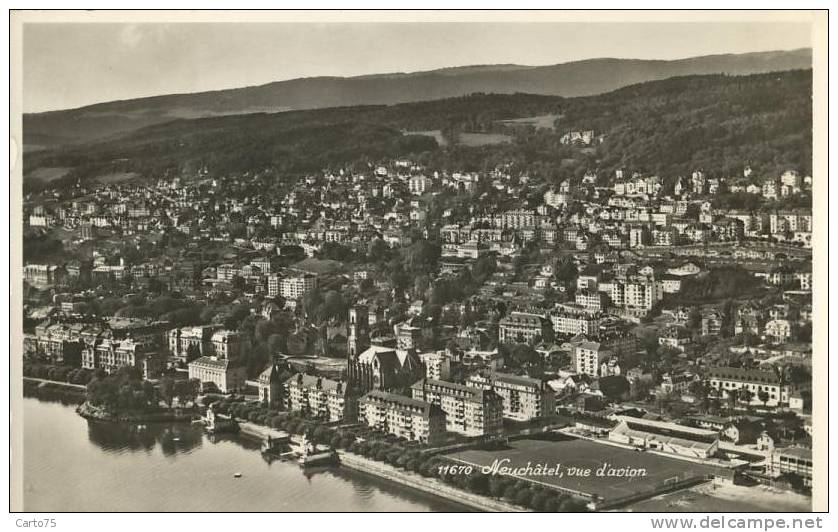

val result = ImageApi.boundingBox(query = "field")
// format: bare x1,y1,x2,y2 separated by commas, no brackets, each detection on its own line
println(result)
93,172,141,185
403,130,512,147
497,113,561,130
404,130,447,146
25,166,70,183
446,436,721,506
292,257,346,275
458,132,512,146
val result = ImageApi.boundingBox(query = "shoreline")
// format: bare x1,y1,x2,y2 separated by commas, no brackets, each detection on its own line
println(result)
23,377,87,403
233,418,524,512
336,450,528,512
75,401,196,423
24,391,533,512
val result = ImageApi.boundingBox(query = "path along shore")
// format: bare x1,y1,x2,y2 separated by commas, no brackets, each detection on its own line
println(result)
337,450,528,512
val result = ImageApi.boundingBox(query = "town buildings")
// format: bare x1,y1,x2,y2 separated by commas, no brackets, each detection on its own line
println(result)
706,367,794,407
498,312,548,344
187,356,246,393
411,378,503,437
284,373,355,422
358,390,446,445
467,372,555,421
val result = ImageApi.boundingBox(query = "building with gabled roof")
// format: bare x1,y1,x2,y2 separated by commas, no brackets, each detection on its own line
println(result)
608,416,720,459
284,373,355,422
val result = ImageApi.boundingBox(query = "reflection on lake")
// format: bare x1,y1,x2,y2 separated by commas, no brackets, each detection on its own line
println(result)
23,397,467,512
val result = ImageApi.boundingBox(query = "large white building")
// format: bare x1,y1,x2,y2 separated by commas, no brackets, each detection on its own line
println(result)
358,390,446,445
550,310,603,335
411,378,503,437
706,367,794,407
498,312,546,345
279,274,317,300
467,372,555,421
573,341,614,377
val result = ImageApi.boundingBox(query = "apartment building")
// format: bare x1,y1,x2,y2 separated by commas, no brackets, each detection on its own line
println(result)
284,373,355,422
358,390,446,445
411,378,503,437
498,312,547,345
467,372,555,421
550,309,603,335
572,341,614,377
280,274,318,300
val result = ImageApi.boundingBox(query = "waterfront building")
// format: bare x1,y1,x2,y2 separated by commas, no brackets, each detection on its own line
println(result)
284,373,355,422
467,372,555,421
411,378,503,436
187,356,247,393
358,390,446,445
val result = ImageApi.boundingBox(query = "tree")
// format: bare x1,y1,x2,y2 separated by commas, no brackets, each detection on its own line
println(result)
599,375,630,402
231,275,246,291
688,306,702,330
688,380,710,412
185,343,202,363
159,376,176,407
758,390,770,406
510,343,540,368
467,473,490,495
737,387,754,406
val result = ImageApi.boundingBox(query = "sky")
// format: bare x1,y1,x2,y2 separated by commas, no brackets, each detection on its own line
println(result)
22,21,812,113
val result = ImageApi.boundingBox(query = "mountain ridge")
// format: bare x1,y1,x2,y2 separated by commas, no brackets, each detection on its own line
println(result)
23,48,812,149
24,69,812,191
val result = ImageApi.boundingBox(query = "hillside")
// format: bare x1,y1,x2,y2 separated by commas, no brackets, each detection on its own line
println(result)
23,48,811,148
23,70,812,191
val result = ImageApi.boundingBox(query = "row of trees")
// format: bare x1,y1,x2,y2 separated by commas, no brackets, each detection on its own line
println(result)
23,362,96,386
85,366,158,412
208,397,588,512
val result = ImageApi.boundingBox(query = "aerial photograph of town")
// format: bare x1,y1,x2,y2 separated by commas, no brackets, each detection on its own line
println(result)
10,10,826,518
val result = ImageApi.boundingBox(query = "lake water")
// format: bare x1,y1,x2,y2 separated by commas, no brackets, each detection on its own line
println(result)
22,397,467,512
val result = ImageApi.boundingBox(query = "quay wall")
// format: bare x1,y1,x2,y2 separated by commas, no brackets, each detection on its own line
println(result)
336,451,528,513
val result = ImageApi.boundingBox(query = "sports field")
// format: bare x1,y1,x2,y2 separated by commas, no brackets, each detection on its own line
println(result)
446,436,722,505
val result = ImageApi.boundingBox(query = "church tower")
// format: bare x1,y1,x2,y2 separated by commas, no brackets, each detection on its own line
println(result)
347,304,370,360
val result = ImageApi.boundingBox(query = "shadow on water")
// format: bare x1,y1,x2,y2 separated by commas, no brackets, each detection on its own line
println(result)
86,419,203,455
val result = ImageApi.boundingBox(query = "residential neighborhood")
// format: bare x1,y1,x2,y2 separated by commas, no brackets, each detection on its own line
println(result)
22,159,815,505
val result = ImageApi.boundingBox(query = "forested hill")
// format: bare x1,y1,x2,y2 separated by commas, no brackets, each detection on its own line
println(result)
23,48,811,148
23,69,812,190
558,69,812,178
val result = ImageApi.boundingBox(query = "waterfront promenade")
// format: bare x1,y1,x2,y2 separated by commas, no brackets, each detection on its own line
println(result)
337,451,528,512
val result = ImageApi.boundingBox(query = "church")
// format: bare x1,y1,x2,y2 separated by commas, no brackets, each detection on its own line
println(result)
346,304,424,392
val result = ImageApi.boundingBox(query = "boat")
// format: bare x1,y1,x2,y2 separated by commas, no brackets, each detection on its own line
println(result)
172,437,181,442
203,404,239,435
233,472,242,478
260,434,292,455
296,433,338,467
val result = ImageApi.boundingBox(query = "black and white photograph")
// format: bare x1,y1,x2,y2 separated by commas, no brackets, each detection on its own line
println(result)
8,9,829,519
